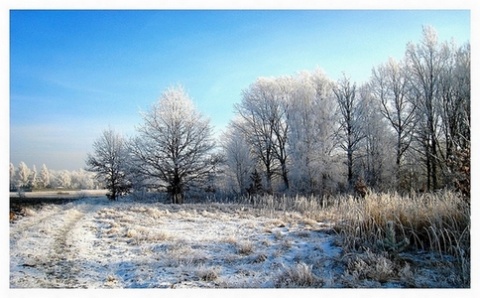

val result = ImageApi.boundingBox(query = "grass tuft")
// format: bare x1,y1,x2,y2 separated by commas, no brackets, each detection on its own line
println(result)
196,266,220,281
275,262,322,288
236,240,254,255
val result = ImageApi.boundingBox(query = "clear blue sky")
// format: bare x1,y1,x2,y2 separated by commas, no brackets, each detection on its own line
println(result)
9,10,470,170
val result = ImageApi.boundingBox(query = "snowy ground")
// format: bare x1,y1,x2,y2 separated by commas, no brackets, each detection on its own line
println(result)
10,197,342,288
10,196,468,289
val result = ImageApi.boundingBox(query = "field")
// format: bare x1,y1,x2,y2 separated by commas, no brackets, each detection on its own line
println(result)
9,191,470,288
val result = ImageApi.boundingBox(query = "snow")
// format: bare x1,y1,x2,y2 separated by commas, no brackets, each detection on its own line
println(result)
10,197,342,289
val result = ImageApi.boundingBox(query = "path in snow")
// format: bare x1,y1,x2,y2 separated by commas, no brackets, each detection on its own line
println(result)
10,199,107,288
10,198,342,288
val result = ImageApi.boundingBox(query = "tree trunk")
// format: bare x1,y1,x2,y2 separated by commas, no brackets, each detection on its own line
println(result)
170,173,184,204
347,148,354,189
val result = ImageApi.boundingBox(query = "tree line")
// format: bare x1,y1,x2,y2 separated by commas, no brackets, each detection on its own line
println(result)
86,26,470,202
9,162,102,192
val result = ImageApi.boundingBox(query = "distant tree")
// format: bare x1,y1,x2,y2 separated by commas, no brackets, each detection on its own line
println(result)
70,169,96,190
55,170,72,189
29,165,38,189
86,128,132,200
129,86,215,204
39,164,51,188
15,161,31,190
81,169,97,189
10,163,16,191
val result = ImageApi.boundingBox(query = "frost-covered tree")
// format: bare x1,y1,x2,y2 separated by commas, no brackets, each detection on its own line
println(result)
86,128,132,200
356,85,396,190
221,120,256,196
286,70,338,195
439,41,470,159
439,41,470,192
10,163,16,191
15,161,31,190
405,25,446,191
129,86,215,204
230,70,343,196
234,77,290,192
39,164,51,189
332,75,366,189
29,165,38,189
54,170,72,189
371,57,416,190
71,169,96,190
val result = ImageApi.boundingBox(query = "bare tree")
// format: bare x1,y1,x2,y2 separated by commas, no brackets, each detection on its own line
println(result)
405,26,446,191
86,128,131,200
439,41,470,159
332,75,366,189
357,84,395,190
129,86,215,204
371,57,416,190
221,120,256,196
234,78,290,192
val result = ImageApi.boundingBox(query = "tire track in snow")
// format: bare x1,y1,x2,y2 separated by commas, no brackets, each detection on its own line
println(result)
10,200,102,288
44,206,89,288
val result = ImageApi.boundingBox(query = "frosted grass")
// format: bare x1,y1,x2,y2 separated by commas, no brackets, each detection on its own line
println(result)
10,197,340,288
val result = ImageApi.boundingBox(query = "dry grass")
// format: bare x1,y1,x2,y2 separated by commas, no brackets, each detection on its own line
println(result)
55,192,467,288
196,266,220,281
328,191,470,287
331,191,469,253
275,262,323,288
248,190,470,287
236,240,254,255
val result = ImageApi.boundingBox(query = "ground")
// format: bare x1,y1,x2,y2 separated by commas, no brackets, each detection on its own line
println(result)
10,197,341,288
9,195,467,289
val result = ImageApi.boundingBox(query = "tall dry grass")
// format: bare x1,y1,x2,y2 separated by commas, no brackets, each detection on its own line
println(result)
246,190,470,287
333,191,469,287
332,191,469,256
248,191,469,255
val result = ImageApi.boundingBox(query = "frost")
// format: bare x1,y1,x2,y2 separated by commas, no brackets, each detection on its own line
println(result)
10,197,463,288
10,197,342,288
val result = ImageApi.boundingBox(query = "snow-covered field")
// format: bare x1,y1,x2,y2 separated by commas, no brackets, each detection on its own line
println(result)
10,197,342,288
10,195,469,289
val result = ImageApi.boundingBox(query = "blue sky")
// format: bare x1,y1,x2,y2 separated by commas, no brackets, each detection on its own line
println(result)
9,9,470,170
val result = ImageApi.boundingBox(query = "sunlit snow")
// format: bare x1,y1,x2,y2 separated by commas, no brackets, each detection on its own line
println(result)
10,197,342,288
